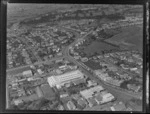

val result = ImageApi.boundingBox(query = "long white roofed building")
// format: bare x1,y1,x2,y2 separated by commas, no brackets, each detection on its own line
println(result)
47,70,84,88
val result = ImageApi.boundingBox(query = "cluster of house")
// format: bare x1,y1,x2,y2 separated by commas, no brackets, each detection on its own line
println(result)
72,38,142,92
71,43,142,93
94,69,124,87
7,22,27,37
7,37,29,69
103,51,143,76
8,68,113,110
8,65,135,111
59,19,96,33
7,23,76,69
80,85,115,107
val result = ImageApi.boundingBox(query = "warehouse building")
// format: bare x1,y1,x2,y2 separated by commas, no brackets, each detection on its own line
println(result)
47,70,84,88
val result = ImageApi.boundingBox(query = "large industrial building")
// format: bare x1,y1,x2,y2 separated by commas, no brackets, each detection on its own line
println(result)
47,70,84,88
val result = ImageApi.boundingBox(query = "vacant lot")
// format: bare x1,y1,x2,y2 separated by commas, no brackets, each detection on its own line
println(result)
84,60,102,70
105,25,143,53
83,41,119,56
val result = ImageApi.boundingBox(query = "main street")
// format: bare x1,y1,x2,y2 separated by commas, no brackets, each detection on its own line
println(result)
61,27,142,101
7,25,142,105
66,55,141,99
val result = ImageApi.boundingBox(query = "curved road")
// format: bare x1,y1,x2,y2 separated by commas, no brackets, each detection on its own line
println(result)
6,25,142,109
61,27,142,100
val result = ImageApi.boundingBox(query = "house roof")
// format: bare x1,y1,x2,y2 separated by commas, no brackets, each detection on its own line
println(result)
111,102,126,111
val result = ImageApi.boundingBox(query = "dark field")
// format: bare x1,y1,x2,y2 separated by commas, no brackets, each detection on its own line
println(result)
83,41,119,56
84,60,102,70
105,25,143,53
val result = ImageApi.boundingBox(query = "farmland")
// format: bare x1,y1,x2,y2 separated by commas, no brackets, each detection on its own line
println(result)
105,25,143,53
83,41,119,56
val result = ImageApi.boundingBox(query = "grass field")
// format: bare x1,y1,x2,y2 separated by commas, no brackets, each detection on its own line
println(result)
83,41,119,56
105,25,143,53
84,60,102,70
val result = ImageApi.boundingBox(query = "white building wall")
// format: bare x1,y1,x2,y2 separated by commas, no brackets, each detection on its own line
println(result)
47,70,84,87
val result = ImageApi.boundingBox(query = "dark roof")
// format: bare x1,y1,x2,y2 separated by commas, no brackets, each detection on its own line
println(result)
72,78,85,85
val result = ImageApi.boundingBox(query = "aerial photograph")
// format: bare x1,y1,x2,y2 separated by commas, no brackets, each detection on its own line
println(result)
6,3,143,111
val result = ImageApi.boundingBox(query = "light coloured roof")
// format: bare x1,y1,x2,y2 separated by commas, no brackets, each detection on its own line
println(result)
47,70,84,87
80,85,104,99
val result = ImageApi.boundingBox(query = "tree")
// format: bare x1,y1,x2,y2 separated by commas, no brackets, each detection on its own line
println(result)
27,98,50,110
102,51,105,55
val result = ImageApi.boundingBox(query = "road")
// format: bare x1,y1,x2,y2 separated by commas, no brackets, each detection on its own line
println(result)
61,27,142,100
6,26,86,73
6,26,142,109
65,55,141,99
7,56,64,72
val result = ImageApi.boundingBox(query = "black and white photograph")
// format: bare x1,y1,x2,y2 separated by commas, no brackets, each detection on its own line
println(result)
0,0,149,113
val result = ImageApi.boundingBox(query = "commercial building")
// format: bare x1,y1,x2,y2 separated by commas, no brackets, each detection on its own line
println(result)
94,70,109,81
110,102,126,111
80,85,104,99
87,80,98,87
22,70,32,77
100,92,115,104
127,84,141,92
47,70,84,88
105,77,123,87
